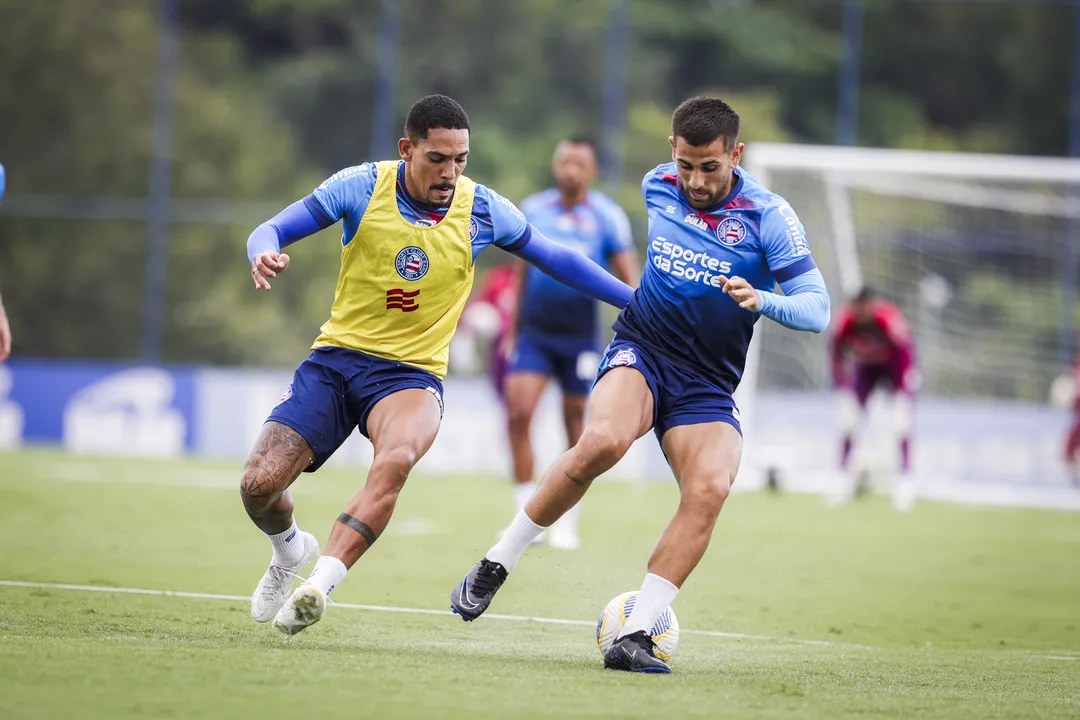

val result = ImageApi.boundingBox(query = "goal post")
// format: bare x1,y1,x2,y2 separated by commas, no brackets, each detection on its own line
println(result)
736,143,1080,498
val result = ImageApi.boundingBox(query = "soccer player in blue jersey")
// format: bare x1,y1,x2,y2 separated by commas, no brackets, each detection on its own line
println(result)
503,139,638,549
451,97,831,673
239,95,634,637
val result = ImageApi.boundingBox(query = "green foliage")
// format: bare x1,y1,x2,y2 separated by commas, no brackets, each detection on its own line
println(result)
0,0,1072,366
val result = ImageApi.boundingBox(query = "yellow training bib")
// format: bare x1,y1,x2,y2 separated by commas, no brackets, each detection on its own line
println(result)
313,160,476,377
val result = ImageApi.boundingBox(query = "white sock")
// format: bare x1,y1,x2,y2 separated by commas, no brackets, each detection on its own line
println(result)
303,556,348,597
267,521,305,565
486,510,546,571
618,573,679,639
513,482,535,513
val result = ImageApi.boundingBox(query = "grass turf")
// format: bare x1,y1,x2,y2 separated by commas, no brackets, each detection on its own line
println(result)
1,448,1078,718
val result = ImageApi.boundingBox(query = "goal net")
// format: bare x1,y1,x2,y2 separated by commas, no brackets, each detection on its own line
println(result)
737,143,1080,501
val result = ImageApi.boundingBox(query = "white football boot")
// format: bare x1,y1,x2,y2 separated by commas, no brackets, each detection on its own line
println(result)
250,531,320,623
272,585,327,637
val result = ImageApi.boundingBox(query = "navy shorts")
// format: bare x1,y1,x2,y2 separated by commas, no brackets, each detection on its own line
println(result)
595,336,742,441
267,346,444,472
507,330,601,396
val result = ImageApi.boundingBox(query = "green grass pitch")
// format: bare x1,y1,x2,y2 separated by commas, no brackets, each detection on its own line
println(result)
1,448,1078,718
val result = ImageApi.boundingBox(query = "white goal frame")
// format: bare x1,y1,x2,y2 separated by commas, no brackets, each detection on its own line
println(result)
735,143,1080,493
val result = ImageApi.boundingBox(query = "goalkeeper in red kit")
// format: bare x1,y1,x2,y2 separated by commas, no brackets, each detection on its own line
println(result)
830,287,919,511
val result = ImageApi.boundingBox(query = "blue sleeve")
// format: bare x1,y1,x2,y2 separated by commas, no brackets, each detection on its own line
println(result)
510,225,633,309
311,163,378,223
0,163,5,204
760,202,814,276
246,197,335,263
602,202,635,256
479,185,529,249
756,268,831,333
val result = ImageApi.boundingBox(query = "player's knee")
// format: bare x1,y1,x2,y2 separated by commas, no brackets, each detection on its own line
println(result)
370,446,418,488
507,407,534,438
580,424,632,470
684,475,731,513
239,460,279,514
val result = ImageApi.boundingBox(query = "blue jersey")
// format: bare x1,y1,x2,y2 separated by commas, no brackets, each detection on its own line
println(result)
0,162,5,203
310,161,529,257
611,164,818,392
518,189,633,338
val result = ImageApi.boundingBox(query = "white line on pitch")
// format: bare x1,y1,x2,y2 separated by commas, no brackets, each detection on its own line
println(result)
0,580,863,648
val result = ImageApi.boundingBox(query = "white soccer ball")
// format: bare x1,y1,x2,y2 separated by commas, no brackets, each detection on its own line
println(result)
595,591,680,662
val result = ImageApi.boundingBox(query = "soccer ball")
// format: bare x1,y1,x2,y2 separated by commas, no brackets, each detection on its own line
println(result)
595,591,680,662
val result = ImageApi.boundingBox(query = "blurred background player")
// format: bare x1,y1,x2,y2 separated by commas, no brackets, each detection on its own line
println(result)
458,263,518,399
0,161,9,362
502,139,638,549
1049,341,1080,488
830,287,919,510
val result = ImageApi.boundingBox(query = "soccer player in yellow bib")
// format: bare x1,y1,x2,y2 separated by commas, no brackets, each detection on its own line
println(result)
241,95,633,637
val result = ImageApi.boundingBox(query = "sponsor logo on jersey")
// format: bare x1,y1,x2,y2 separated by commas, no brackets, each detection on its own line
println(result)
650,237,733,287
716,216,747,246
386,288,420,312
665,205,677,214
413,218,437,228
683,213,709,231
609,348,637,367
395,246,429,281
317,164,372,190
494,193,526,222
469,216,480,240
778,205,810,257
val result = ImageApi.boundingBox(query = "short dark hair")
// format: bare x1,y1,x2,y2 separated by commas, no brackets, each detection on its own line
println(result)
404,95,470,142
671,97,740,149
563,136,598,152
853,286,875,303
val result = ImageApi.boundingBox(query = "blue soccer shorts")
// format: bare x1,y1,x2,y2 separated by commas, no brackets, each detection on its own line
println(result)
267,345,444,471
507,330,601,396
594,336,742,440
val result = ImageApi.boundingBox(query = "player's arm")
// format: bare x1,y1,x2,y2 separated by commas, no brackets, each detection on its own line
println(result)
723,203,830,333
603,203,640,288
246,198,335,290
509,226,633,309
483,187,633,309
246,164,374,291
0,288,10,363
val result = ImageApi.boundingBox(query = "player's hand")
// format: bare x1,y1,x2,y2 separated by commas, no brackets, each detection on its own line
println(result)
251,251,290,291
719,275,761,311
0,312,10,363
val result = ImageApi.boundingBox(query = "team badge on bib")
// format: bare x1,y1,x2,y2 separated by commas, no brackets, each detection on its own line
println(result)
716,216,747,247
277,384,293,406
609,348,637,367
395,246,430,281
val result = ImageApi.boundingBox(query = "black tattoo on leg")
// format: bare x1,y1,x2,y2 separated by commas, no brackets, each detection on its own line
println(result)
565,470,590,488
337,513,378,546
240,422,312,504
